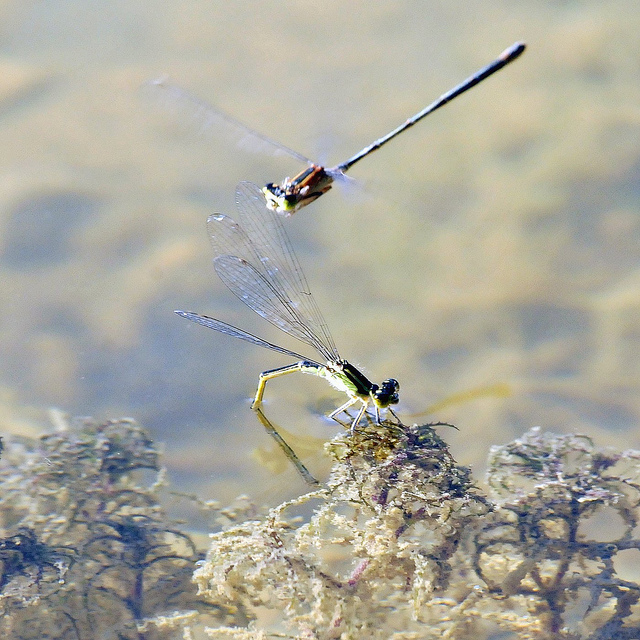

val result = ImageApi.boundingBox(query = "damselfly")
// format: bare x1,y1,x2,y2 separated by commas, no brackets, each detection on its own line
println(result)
153,42,525,214
176,181,400,484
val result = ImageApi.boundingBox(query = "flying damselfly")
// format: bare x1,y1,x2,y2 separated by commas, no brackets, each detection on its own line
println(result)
176,181,400,484
152,42,525,214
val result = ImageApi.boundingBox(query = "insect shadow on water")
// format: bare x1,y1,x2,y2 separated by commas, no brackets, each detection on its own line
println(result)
176,182,402,485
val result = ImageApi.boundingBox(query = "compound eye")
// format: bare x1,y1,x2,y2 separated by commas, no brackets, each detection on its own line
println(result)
383,378,399,393
374,379,400,406
385,379,400,405
264,183,284,198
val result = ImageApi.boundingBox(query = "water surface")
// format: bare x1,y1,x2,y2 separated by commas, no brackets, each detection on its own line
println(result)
0,1,639,502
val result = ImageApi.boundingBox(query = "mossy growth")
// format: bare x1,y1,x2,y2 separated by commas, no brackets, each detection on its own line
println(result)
2,416,640,639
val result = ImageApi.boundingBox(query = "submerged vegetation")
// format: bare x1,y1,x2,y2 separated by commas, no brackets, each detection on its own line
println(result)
1,415,640,639
0,416,220,639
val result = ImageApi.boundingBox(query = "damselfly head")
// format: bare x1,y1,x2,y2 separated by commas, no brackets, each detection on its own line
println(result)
372,378,400,408
262,165,335,214
262,183,299,214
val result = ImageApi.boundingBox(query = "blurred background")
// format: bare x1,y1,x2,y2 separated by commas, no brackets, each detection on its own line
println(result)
0,1,639,504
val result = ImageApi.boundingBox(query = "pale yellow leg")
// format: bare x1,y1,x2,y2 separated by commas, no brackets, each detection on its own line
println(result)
327,396,359,423
329,397,370,432
351,401,369,433
252,361,319,410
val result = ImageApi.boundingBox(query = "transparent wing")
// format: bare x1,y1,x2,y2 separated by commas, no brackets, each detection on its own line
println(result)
175,310,316,363
145,77,314,165
206,182,340,363
235,182,340,361
213,256,325,349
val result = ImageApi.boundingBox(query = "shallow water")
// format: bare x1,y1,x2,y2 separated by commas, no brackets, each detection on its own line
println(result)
0,1,639,503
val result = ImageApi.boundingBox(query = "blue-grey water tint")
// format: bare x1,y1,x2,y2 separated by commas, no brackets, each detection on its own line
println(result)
0,1,639,504
2,192,99,269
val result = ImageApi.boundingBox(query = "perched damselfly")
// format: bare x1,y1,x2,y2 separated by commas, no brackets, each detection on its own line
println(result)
153,42,525,214
176,181,400,484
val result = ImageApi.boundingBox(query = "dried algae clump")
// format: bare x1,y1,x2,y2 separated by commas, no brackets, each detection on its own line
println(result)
195,424,640,640
474,427,640,639
4,414,640,639
194,422,489,639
